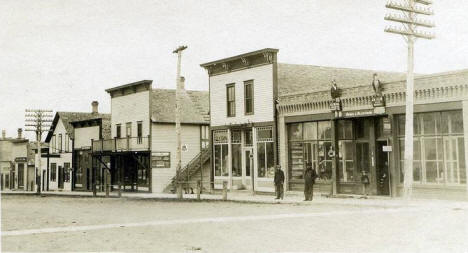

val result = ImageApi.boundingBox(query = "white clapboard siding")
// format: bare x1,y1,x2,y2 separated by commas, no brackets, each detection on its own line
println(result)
210,64,274,127
111,91,150,138
150,123,202,192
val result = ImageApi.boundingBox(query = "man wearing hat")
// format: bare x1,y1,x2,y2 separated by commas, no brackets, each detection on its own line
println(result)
274,165,285,200
304,162,317,201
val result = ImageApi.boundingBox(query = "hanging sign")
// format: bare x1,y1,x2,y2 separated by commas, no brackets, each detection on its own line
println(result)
382,146,393,152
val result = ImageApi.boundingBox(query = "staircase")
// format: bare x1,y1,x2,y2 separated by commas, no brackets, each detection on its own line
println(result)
163,147,211,193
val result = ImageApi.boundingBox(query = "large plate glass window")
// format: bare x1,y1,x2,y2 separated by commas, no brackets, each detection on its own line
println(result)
213,130,229,177
231,130,242,177
257,127,274,178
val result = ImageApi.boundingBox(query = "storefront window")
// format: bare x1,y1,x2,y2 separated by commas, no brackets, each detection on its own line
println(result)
398,111,465,185
288,121,332,182
231,131,242,177
257,127,274,178
51,163,57,182
338,141,356,182
214,130,229,177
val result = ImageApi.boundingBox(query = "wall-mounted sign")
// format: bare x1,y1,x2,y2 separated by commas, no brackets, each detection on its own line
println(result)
341,107,386,118
15,157,27,163
382,146,393,152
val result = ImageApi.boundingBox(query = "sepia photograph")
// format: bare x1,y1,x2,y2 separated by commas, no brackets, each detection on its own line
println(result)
1,1,468,252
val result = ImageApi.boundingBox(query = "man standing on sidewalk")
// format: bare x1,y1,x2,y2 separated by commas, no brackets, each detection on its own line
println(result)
304,162,317,201
274,165,284,200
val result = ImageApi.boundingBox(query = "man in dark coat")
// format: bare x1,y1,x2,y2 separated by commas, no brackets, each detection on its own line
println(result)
274,165,285,200
304,162,317,201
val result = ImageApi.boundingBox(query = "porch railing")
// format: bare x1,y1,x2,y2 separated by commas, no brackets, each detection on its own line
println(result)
92,136,150,153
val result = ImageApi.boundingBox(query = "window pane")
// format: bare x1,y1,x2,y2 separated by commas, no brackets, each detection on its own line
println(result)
424,139,437,160
288,124,302,141
318,121,331,139
214,145,221,176
266,142,275,178
422,113,436,135
414,161,421,182
232,144,242,177
221,144,228,176
244,130,253,146
257,143,266,177
425,161,438,183
303,122,317,140
355,120,369,139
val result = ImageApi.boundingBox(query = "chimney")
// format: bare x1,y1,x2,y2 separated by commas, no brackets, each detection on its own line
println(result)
180,76,185,90
92,101,99,114
1,130,5,139
17,128,23,139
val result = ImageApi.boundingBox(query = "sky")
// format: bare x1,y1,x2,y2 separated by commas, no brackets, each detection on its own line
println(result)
1,0,467,140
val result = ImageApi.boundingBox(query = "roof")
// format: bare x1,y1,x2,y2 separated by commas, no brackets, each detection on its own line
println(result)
151,89,210,124
45,112,111,142
277,63,407,97
105,80,152,93
200,48,279,67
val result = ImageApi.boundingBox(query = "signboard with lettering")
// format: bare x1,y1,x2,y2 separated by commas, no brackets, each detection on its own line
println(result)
340,107,386,118
15,157,27,163
382,146,392,152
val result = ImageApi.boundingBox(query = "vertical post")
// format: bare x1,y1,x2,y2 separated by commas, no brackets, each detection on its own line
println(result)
222,180,228,201
403,30,415,200
200,127,203,194
36,139,42,195
92,167,97,197
197,180,201,200
331,119,338,196
462,100,468,198
173,45,187,200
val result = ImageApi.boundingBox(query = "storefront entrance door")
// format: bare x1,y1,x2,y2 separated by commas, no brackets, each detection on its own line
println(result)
58,166,64,189
243,148,254,191
376,141,390,195
17,164,24,189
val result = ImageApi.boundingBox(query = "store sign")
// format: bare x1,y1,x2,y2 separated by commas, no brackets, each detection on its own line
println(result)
382,117,391,134
382,146,392,152
15,157,27,162
341,107,386,118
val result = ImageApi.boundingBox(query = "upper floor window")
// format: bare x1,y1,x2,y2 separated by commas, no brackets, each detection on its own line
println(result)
137,121,143,143
126,122,132,137
226,84,235,117
116,124,121,138
51,135,56,153
244,80,254,115
58,134,62,153
65,133,69,152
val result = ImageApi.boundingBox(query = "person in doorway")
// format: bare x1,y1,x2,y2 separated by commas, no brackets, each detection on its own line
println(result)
304,162,317,201
274,165,285,200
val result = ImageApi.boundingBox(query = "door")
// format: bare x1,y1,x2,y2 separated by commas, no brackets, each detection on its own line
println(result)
17,163,24,189
243,148,254,190
376,141,390,195
10,171,15,189
58,166,64,189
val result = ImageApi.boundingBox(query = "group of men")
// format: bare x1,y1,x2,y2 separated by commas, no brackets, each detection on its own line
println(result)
274,162,317,201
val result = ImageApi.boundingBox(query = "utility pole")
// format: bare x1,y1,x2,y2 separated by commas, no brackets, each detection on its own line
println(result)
25,109,53,195
173,45,187,199
385,0,434,199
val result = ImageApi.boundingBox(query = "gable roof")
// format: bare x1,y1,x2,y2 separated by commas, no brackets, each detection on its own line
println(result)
45,112,111,142
151,89,209,124
277,63,407,97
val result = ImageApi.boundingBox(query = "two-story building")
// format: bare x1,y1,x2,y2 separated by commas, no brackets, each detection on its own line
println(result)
43,101,109,191
71,113,111,191
201,49,280,192
92,79,210,193
202,48,468,200
0,129,32,191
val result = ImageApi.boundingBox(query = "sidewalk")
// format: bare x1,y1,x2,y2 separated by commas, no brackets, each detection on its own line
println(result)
2,189,467,209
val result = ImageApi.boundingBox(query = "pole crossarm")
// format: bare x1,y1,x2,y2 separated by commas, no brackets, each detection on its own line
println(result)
385,2,433,15
384,14,434,27
384,27,435,39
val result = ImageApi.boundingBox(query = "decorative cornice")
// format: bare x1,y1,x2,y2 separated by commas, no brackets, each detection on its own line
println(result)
278,82,468,115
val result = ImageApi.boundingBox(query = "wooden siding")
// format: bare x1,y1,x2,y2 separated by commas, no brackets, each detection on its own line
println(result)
150,123,202,192
74,126,99,149
111,90,150,138
210,64,274,127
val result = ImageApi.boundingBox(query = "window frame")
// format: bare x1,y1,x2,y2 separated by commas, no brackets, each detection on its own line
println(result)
244,80,254,115
126,122,132,137
51,163,57,182
226,83,236,117
58,134,62,153
116,124,121,138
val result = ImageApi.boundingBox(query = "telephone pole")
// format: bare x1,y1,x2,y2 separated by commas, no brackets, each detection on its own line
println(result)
25,109,53,194
173,45,187,199
385,0,434,199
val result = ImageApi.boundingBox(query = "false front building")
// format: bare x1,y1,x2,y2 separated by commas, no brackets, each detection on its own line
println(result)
202,48,468,200
92,80,210,193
